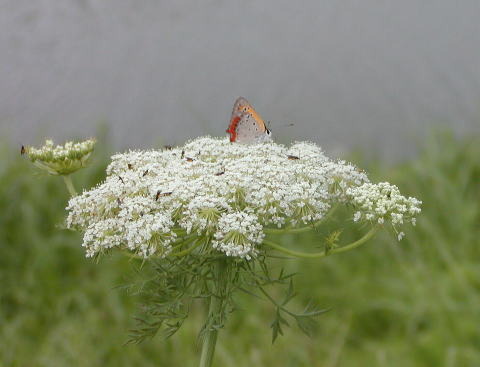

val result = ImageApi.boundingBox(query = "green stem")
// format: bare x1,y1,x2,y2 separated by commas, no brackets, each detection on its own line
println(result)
199,259,228,367
171,239,202,257
169,235,195,251
63,175,77,197
263,226,379,258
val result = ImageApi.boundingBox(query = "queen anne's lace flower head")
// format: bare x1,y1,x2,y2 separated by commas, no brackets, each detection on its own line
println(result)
348,182,421,227
66,136,421,259
24,139,96,175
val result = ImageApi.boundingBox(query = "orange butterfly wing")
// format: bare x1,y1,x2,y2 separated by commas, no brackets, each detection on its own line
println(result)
226,97,268,143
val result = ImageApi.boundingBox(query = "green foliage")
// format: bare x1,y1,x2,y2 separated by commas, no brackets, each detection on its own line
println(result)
127,252,234,344
127,245,327,346
1,130,479,366
245,260,329,344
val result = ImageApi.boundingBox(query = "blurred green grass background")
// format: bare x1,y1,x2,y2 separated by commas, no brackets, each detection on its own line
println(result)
1,131,479,367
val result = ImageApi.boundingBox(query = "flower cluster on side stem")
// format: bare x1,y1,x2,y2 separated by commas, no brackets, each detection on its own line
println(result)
23,138,96,175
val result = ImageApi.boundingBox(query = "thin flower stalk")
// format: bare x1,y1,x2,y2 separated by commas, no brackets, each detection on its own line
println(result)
262,225,380,259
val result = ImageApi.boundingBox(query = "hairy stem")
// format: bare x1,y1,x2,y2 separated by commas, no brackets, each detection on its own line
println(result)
63,175,77,197
263,226,379,258
199,259,228,367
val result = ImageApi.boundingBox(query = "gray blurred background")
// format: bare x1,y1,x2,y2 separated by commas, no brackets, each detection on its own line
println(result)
1,0,479,159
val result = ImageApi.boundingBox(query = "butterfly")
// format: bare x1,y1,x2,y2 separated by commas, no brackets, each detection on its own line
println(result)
226,97,272,143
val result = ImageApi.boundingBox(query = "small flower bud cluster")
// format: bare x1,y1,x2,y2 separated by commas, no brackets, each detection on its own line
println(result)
24,139,96,175
347,182,422,237
66,136,421,258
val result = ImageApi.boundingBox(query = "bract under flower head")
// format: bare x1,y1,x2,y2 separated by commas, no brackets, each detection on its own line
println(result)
66,136,421,259
24,139,96,175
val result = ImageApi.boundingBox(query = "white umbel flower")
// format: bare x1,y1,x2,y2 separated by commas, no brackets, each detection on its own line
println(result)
24,139,96,175
346,182,422,237
66,136,421,258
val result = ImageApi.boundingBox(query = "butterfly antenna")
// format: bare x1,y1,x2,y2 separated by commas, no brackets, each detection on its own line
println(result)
267,121,295,129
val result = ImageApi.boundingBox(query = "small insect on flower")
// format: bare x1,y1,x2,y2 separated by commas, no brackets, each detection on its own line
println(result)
21,145,26,155
155,191,173,201
118,176,125,184
142,170,149,177
185,157,194,162
287,155,300,160
181,150,185,159
128,163,133,170
215,170,225,176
